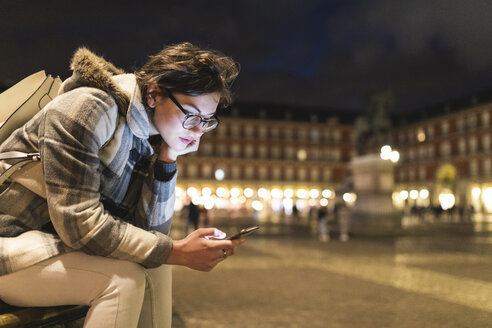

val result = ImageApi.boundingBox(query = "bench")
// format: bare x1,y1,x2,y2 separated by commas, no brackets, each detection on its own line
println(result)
0,300,88,328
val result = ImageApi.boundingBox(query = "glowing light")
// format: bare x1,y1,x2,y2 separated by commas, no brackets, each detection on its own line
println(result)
390,151,400,163
322,189,332,199
439,192,455,210
320,198,329,206
472,187,481,198
343,192,356,204
271,188,283,199
296,188,308,199
230,187,241,198
308,199,317,206
420,189,429,199
380,145,392,160
284,188,294,198
215,169,225,181
297,149,307,161
258,188,269,199
409,190,419,200
400,190,409,200
175,186,183,197
201,187,212,196
202,196,215,210
187,187,198,198
283,198,293,215
216,187,227,198
244,188,254,198
483,187,492,211
252,200,263,211
309,188,320,199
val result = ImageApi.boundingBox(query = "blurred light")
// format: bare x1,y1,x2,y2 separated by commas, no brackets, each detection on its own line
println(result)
380,145,392,160
417,129,426,142
322,189,332,198
271,199,283,211
216,187,227,198
472,187,481,198
191,196,200,205
175,186,183,198
202,196,215,210
252,200,263,211
215,169,225,181
244,187,254,198
283,198,293,215
271,188,283,199
320,198,329,206
239,195,246,203
297,149,307,161
201,187,212,196
284,188,294,198
308,199,317,206
409,190,419,200
296,188,308,199
343,192,356,204
187,187,198,198
439,192,455,210
230,187,241,198
309,188,320,198
258,188,269,199
420,189,429,199
483,187,492,211
390,151,400,163
400,190,409,200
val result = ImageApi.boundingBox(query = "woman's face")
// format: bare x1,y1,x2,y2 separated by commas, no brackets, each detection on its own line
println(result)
147,84,220,153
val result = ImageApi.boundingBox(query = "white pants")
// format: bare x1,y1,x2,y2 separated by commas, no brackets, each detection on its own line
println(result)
0,252,172,328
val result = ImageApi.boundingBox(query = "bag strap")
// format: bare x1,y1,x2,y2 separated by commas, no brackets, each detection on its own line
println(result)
0,152,40,186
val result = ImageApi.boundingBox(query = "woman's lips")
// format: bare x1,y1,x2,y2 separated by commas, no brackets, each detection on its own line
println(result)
179,137,194,145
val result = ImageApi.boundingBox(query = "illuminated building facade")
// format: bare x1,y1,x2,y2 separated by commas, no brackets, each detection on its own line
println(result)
174,95,492,220
174,104,356,219
392,97,492,215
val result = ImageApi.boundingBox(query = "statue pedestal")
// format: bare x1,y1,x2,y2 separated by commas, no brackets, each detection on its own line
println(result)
349,154,402,235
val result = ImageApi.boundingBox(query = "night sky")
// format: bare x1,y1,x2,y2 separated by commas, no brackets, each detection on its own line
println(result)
2,0,492,115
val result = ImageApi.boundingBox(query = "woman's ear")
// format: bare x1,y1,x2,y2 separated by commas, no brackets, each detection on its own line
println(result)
146,83,160,108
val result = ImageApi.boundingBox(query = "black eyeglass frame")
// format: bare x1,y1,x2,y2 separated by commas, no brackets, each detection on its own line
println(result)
148,89,220,132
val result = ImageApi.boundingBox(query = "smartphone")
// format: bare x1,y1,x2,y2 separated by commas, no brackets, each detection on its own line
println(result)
227,225,260,240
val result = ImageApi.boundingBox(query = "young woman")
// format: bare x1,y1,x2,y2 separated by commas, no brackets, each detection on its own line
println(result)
0,42,241,327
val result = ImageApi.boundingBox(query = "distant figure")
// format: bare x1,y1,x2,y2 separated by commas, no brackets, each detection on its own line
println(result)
335,202,350,242
318,206,329,242
185,201,201,236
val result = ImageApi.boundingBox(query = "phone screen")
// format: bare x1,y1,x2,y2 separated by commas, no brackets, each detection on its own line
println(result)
227,225,260,240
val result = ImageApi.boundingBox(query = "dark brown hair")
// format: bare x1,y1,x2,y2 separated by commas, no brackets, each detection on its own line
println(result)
135,42,239,107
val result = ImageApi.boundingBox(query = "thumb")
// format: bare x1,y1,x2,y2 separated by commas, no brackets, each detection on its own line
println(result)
196,228,227,239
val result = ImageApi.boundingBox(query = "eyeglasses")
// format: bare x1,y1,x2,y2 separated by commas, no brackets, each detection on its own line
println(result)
148,89,220,133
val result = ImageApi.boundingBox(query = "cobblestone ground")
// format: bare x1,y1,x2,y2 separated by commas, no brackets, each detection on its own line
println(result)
170,219,492,328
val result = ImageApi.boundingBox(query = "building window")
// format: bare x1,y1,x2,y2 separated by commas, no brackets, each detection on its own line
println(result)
217,124,227,137
483,158,491,176
469,137,477,154
459,138,466,155
419,146,426,160
419,166,426,181
323,168,332,181
482,111,490,127
457,117,465,132
428,144,435,159
272,167,281,180
258,126,267,139
298,168,307,181
202,142,213,156
259,166,268,180
468,115,477,130
334,149,341,162
230,124,241,138
202,164,212,178
470,159,478,177
245,144,254,158
231,166,241,180
285,166,295,180
409,168,416,181
333,130,341,142
245,125,255,138
427,125,434,139
231,143,241,158
245,166,255,179
258,145,268,159
310,167,319,181
272,145,281,159
188,164,198,179
298,129,307,141
271,127,280,140
311,129,319,141
284,127,293,140
441,121,449,135
440,142,451,158
482,134,491,152
285,146,295,160
217,144,227,157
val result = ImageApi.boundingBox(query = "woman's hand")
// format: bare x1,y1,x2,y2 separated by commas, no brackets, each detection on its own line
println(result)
157,138,200,163
166,228,244,272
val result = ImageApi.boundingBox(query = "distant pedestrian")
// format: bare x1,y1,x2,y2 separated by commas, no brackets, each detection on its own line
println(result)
318,206,329,242
185,201,201,236
335,201,350,242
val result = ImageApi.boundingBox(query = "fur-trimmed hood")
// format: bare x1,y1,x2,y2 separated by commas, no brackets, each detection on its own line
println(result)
59,48,158,139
